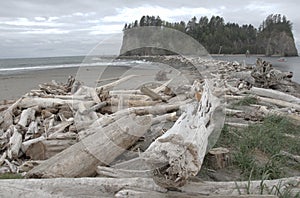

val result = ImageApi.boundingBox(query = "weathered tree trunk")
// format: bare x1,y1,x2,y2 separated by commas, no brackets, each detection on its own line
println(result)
0,177,298,197
26,114,151,178
249,86,300,104
142,80,225,188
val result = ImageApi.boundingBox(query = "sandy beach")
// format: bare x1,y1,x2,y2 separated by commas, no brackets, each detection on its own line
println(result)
0,66,132,101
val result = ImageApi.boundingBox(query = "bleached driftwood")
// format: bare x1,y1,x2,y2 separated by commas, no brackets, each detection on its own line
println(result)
225,122,249,128
26,114,151,178
0,152,7,166
0,177,298,197
96,75,138,92
225,95,300,111
99,100,187,115
96,166,152,178
142,80,225,188
254,105,300,125
109,98,159,107
21,136,46,153
18,97,94,109
140,86,164,101
18,107,36,128
81,101,107,114
249,87,300,104
0,98,22,131
7,126,23,159
109,90,142,95
25,139,77,160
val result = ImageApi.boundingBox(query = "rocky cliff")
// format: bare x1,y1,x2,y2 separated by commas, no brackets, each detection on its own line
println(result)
120,27,298,57
260,31,298,56
119,26,209,57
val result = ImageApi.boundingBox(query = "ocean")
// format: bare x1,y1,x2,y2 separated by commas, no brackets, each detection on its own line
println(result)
0,55,299,84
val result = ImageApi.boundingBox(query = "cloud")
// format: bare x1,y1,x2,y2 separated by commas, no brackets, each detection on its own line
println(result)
101,6,222,23
20,28,70,34
88,24,124,35
0,0,299,58
245,2,279,13
0,17,64,27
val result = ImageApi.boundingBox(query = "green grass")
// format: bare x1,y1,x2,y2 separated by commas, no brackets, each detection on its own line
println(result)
0,173,23,179
215,115,300,180
233,96,258,106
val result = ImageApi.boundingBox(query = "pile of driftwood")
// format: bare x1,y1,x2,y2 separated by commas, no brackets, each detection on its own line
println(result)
0,57,300,197
0,68,225,187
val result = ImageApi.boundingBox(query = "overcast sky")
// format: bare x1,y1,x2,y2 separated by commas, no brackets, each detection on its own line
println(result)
0,0,299,58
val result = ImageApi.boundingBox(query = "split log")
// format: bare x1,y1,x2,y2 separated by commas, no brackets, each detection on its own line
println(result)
26,114,152,178
249,87,300,104
142,80,225,188
0,177,299,197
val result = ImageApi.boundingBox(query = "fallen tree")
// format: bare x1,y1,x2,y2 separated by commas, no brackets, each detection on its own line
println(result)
0,176,298,197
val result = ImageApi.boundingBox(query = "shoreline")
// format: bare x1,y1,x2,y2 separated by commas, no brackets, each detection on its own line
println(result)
0,55,299,101
0,65,131,101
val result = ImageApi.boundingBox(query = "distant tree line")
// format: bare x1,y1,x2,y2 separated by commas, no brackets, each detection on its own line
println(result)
123,14,294,55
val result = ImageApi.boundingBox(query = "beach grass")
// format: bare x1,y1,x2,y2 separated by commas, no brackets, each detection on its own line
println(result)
213,115,300,180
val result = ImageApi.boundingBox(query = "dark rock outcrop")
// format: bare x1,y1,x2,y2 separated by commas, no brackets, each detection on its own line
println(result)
120,26,210,57
259,31,298,56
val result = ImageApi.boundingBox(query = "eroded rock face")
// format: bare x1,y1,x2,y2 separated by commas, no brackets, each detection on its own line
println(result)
259,31,298,56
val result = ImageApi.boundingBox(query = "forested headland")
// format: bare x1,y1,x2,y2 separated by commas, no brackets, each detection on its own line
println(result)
123,14,298,56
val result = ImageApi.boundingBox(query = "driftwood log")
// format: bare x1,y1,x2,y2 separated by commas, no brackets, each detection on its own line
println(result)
141,80,225,188
26,114,151,178
0,177,298,197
